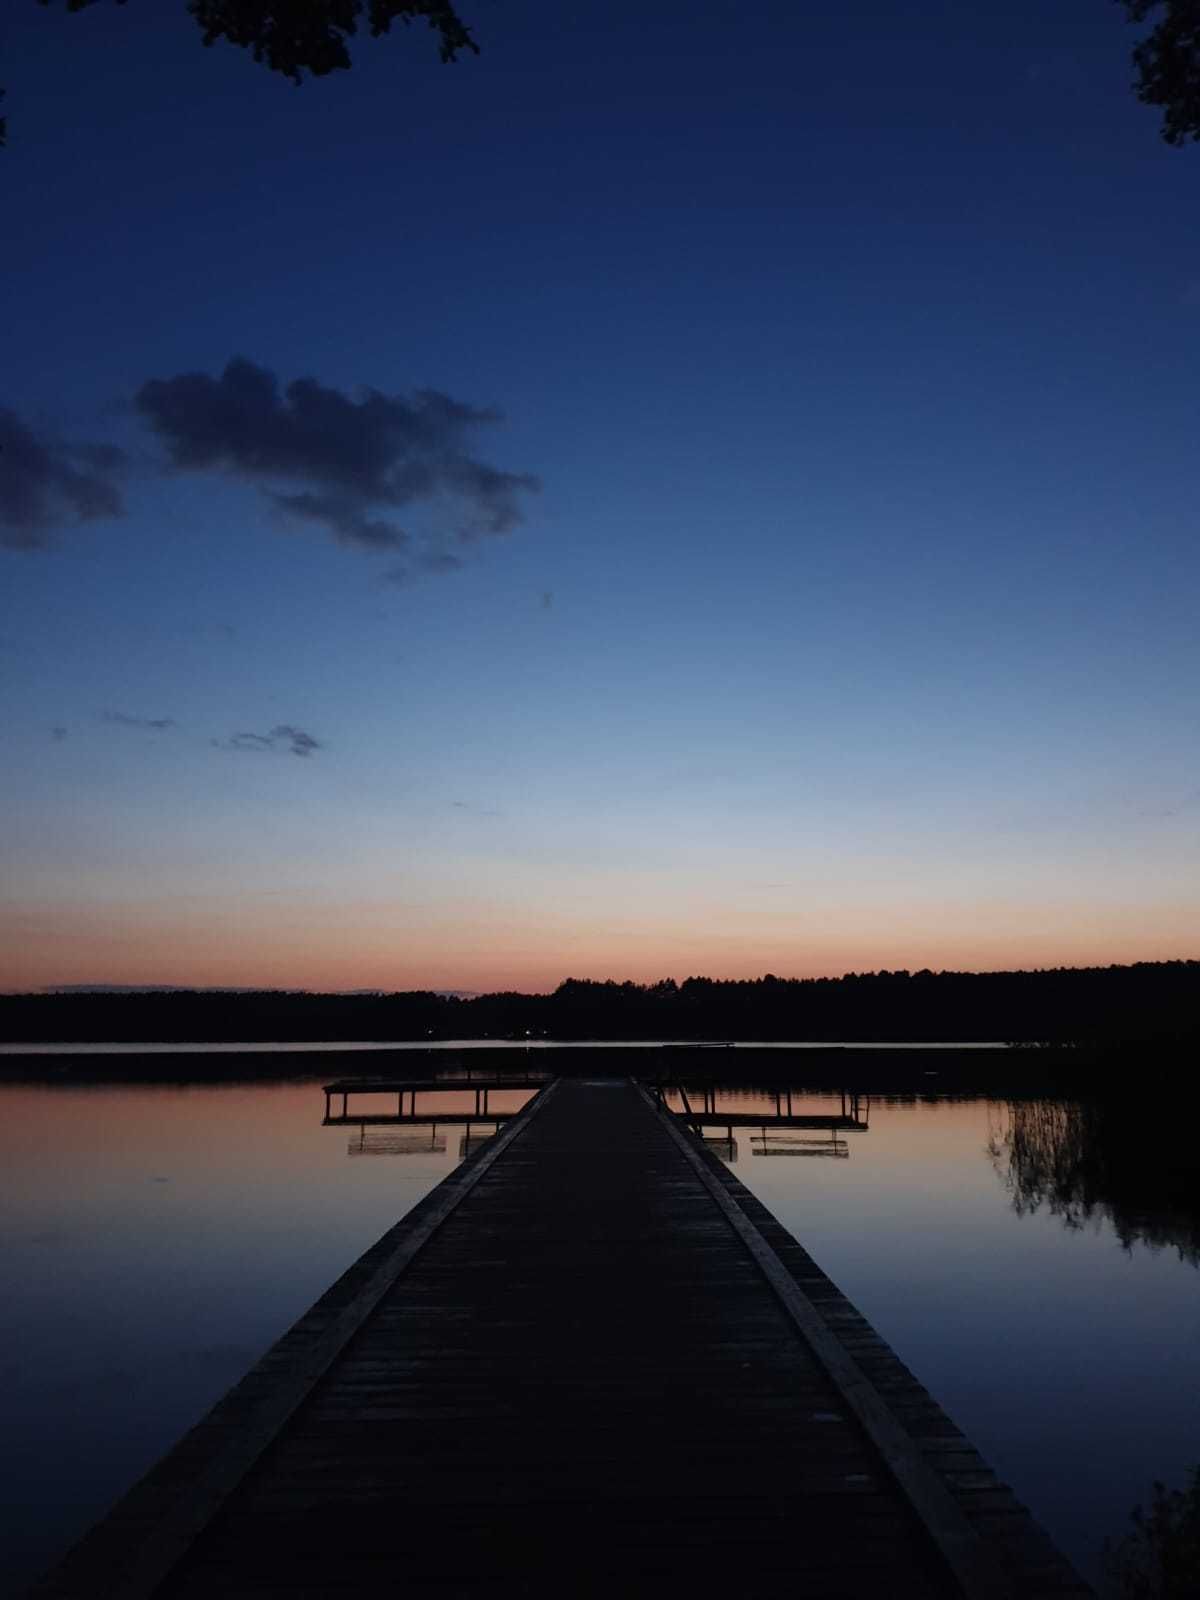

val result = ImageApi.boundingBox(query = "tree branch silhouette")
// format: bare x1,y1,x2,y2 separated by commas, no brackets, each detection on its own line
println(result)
1120,0,1200,144
5,7,1199,151
2,0,477,147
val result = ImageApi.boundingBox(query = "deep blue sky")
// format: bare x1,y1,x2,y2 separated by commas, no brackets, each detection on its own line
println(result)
3,0,1198,991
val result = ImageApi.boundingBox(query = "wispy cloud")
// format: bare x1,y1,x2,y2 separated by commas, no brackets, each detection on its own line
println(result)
103,711,176,731
273,724,320,758
213,724,322,758
0,406,126,550
135,358,539,575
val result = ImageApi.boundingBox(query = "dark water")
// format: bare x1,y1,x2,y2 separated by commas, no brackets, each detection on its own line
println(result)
664,1086,1200,1590
1,1072,1196,1595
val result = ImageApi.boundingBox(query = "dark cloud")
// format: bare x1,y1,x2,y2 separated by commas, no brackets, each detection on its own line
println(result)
103,711,176,731
135,358,539,566
274,724,320,758
272,491,406,550
0,407,126,550
214,724,321,758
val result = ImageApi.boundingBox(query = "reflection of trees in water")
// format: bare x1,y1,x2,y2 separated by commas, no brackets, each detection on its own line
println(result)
988,1099,1200,1266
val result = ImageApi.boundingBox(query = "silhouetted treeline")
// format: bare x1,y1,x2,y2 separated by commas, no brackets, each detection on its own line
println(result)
2,961,1198,1046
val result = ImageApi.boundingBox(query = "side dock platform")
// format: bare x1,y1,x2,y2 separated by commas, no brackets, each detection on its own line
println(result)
33,1078,1092,1598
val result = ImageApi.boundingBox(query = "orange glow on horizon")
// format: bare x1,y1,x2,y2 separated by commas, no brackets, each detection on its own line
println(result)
3,890,1197,994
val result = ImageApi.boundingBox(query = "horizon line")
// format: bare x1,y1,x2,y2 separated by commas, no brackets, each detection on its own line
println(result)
6,955,1198,999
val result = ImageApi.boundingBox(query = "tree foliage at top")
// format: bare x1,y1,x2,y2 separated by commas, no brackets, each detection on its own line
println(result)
2,0,477,146
1120,1,1200,143
7,4,1200,150
185,0,478,80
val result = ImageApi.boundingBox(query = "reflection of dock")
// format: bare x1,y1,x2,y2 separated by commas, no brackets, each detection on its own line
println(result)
345,1125,508,1159
37,1079,1090,1600
324,1076,539,1160
347,1127,448,1157
701,1133,738,1162
752,1131,850,1157
657,1084,870,1165
459,1125,504,1160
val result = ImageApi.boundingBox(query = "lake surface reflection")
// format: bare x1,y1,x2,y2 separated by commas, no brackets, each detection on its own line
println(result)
665,1082,1200,1588
2,1071,1197,1594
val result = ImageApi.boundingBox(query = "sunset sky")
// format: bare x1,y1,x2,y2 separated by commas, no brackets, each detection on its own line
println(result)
3,0,1198,993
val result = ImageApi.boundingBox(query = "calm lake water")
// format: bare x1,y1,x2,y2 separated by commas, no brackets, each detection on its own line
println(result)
2,1069,1196,1595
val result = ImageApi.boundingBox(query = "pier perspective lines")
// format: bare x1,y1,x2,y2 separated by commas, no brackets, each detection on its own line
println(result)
33,1077,1091,1598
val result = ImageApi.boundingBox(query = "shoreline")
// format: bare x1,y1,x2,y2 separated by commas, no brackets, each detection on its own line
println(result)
0,1041,1132,1095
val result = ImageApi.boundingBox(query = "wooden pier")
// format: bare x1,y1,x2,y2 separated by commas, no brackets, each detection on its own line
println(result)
33,1078,1092,1599
323,1075,549,1122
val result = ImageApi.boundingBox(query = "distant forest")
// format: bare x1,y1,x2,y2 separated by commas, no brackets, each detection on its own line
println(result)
2,962,1197,1047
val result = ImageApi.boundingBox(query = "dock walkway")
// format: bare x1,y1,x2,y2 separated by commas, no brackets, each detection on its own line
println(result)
34,1079,1091,1599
